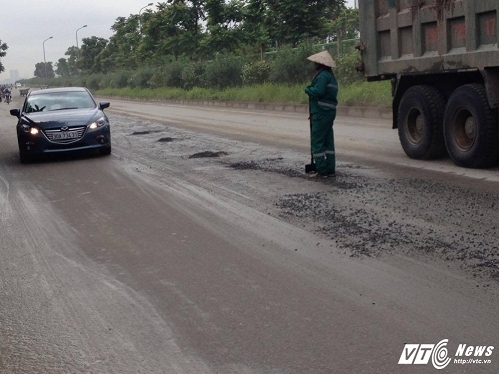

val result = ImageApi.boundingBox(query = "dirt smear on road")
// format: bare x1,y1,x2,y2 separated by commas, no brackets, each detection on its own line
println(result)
189,151,228,159
158,137,176,143
229,159,307,179
111,113,499,283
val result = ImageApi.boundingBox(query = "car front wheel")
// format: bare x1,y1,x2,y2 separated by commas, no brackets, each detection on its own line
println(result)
99,146,111,156
19,149,31,164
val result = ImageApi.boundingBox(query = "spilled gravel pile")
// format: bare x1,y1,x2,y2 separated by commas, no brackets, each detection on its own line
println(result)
278,176,499,279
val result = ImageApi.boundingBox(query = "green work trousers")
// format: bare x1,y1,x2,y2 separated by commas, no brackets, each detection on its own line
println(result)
311,111,336,175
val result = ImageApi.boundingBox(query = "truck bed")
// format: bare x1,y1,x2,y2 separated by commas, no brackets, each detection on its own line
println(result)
359,0,499,79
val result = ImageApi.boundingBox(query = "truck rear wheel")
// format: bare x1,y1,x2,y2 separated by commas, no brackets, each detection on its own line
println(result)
397,85,446,159
444,84,499,168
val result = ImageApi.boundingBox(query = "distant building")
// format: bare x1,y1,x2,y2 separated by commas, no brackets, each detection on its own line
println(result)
10,70,20,83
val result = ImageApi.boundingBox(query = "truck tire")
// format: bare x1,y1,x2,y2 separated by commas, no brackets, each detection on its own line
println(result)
397,85,446,159
443,84,499,168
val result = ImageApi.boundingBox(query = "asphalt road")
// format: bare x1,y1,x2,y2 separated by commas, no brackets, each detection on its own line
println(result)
1,91,498,373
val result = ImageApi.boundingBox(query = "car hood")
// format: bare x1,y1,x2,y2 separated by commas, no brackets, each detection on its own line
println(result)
22,108,103,130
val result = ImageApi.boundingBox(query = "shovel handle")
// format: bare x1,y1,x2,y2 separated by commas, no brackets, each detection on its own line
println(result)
309,117,314,163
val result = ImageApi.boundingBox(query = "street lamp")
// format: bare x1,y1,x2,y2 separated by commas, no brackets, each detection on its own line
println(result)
139,3,153,33
76,25,87,62
43,36,53,79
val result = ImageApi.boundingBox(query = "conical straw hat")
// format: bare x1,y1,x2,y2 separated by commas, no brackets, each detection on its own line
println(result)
307,50,336,68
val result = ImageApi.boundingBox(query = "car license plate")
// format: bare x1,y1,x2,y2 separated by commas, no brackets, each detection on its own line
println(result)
52,131,79,140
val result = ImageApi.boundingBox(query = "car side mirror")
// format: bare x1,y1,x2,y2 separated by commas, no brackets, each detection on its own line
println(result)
99,102,110,110
10,109,20,118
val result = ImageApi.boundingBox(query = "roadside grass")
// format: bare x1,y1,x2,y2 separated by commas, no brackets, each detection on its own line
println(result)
339,81,392,108
95,81,391,108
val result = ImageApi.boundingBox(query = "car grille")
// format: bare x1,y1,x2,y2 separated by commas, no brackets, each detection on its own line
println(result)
43,126,87,144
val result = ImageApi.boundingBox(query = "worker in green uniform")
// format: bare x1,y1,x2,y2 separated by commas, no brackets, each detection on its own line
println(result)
305,50,338,178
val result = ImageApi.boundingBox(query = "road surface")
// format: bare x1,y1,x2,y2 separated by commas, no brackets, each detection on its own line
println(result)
0,91,498,373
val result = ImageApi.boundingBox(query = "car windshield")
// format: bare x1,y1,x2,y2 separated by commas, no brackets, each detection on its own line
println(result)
24,91,96,113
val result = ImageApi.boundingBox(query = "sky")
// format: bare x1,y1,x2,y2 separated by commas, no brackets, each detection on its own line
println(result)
0,0,356,82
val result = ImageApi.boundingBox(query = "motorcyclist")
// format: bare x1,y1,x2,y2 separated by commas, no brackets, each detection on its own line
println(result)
4,86,12,104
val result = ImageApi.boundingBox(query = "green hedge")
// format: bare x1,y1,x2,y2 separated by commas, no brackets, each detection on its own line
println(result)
204,56,244,89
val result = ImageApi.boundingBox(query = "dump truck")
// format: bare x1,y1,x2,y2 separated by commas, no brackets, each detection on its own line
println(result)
358,0,499,168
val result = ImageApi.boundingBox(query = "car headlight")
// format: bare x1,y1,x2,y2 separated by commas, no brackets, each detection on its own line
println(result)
21,124,39,135
89,116,108,129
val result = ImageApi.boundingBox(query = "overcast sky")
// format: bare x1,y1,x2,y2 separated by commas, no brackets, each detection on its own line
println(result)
0,0,356,82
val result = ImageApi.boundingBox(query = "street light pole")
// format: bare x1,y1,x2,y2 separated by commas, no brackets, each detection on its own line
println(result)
76,25,87,64
139,3,153,33
43,36,53,80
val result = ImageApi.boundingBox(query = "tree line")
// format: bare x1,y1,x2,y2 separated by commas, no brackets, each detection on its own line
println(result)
0,40,7,74
34,0,358,79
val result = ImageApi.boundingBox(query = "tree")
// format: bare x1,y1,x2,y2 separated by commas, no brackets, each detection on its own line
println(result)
151,0,205,61
101,16,141,70
203,0,245,55
240,0,345,50
34,62,55,78
93,41,118,74
0,40,8,73
241,0,270,57
64,46,79,76
327,7,360,43
55,58,71,77
264,0,345,46
79,36,108,73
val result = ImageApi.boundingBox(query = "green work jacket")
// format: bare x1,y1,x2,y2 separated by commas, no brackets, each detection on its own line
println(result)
305,69,338,114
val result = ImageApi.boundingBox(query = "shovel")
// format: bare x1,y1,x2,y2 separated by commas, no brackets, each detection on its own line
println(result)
305,118,316,173
305,153,316,173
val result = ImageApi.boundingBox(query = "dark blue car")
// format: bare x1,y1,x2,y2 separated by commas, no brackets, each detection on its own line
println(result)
10,87,111,163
